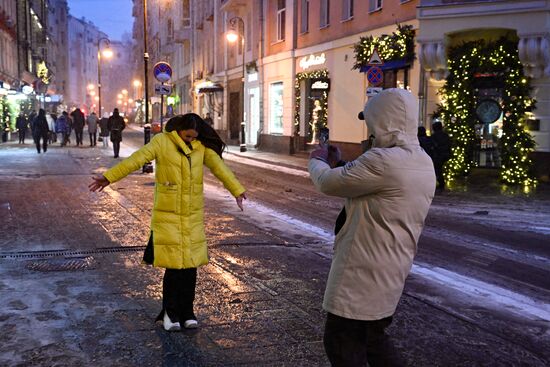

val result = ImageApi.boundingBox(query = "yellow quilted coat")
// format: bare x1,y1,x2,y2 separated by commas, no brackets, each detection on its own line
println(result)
103,130,245,269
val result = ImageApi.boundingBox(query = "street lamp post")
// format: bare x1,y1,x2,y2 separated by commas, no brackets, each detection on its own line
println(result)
227,16,247,152
142,0,153,173
97,37,112,115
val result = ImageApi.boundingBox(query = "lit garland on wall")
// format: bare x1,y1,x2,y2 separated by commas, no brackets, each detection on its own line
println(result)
437,37,537,186
294,69,329,135
353,24,415,70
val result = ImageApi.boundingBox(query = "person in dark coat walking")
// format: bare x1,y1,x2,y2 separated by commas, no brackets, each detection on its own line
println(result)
56,112,70,146
99,112,110,148
70,108,86,146
417,126,436,161
107,108,126,158
32,109,50,153
16,112,28,144
431,121,452,190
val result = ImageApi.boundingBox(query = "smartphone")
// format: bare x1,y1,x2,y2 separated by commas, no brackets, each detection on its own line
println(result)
319,127,329,148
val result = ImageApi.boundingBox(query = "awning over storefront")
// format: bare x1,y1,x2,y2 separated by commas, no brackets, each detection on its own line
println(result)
360,59,410,73
198,83,223,93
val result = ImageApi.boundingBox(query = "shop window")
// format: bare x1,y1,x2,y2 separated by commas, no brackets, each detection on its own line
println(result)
382,68,409,90
300,0,309,34
269,82,284,134
320,0,330,28
277,0,286,41
369,0,382,12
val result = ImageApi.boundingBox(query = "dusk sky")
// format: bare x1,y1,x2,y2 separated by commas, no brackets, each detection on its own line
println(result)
67,0,133,41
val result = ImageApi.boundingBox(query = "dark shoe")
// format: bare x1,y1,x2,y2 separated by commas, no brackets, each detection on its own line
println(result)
183,319,198,329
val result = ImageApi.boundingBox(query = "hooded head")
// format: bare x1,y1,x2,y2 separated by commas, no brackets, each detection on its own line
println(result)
362,88,419,148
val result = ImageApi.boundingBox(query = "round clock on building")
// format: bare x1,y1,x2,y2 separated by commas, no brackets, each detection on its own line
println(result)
475,99,502,124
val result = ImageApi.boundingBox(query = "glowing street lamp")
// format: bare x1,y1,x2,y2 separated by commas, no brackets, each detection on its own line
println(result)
226,17,247,152
97,37,112,114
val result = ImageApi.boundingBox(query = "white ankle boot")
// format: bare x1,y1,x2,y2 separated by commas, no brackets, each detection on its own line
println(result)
163,312,181,331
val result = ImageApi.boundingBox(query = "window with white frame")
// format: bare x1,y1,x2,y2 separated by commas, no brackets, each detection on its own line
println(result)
270,82,284,134
320,0,329,28
277,0,286,41
369,0,382,12
342,0,353,20
300,0,309,34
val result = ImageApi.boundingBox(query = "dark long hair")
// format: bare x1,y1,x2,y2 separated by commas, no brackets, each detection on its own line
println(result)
165,113,226,157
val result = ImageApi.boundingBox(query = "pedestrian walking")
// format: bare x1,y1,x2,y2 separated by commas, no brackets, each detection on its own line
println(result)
99,112,110,148
70,108,85,146
87,111,99,146
55,111,70,147
203,112,214,127
16,112,28,144
308,89,435,366
31,109,50,154
107,108,125,158
46,113,57,144
417,126,436,161
431,120,452,191
89,113,247,332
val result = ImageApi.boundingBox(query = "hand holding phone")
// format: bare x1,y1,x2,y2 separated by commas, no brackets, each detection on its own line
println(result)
319,127,329,148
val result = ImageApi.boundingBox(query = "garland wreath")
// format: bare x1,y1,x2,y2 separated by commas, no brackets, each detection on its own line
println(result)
294,69,329,135
436,37,537,186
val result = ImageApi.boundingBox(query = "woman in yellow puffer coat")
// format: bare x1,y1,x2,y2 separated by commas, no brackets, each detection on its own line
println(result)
89,113,246,332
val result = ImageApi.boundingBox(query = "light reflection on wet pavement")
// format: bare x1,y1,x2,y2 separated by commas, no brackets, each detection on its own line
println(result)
0,139,548,366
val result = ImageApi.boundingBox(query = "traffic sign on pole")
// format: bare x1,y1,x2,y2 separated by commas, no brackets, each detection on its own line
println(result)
153,62,172,83
367,66,383,86
367,49,384,66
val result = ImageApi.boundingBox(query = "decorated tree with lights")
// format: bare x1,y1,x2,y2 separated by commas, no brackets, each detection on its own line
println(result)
436,37,537,186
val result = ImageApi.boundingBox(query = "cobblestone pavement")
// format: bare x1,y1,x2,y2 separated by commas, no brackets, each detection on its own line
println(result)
0,136,548,366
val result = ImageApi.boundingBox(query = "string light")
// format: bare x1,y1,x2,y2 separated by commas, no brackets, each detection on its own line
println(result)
436,37,537,187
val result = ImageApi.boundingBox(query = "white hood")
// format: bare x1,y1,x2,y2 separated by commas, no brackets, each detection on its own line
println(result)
363,88,419,148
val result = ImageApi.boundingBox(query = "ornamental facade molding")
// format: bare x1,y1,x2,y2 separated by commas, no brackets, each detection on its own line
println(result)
418,41,448,81
518,34,550,78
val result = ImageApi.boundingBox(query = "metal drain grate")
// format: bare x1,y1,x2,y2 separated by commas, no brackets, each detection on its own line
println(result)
0,246,146,260
26,256,96,272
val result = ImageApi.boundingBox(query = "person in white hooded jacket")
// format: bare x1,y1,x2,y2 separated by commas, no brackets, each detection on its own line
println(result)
308,88,435,366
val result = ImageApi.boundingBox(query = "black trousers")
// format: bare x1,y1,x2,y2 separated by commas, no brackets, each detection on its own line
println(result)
89,132,96,146
113,141,120,157
75,129,83,145
34,134,48,153
323,312,403,367
160,268,197,323
19,130,26,143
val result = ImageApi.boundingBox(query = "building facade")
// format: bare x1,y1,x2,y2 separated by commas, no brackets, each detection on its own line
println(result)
47,0,69,107
67,15,107,113
131,0,547,181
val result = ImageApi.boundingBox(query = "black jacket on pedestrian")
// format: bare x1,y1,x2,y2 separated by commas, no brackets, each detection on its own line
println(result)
16,116,28,131
32,113,49,138
108,113,126,143
70,109,85,131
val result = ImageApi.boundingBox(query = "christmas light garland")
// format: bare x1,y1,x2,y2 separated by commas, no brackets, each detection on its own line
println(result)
436,37,537,186
294,69,329,135
352,24,415,70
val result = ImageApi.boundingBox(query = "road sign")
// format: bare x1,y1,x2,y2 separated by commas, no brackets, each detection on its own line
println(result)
367,66,383,86
366,87,383,97
367,49,384,66
155,83,172,95
153,62,172,82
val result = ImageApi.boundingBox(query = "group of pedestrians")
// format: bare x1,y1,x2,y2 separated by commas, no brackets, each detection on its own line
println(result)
15,107,125,157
